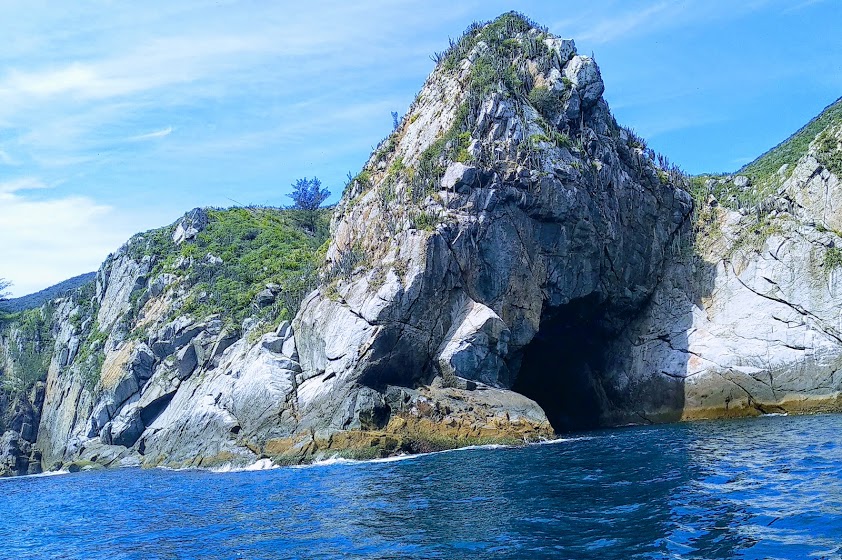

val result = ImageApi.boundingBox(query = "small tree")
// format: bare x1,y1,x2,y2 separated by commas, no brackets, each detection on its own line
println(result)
0,278,10,301
288,177,330,211
288,177,330,232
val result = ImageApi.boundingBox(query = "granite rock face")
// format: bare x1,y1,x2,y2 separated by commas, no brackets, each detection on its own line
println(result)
294,17,691,435
2,15,841,475
609,124,842,421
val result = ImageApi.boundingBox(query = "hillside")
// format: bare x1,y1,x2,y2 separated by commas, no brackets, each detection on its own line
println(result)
1,205,329,475
2,11,842,477
0,273,96,314
741,96,842,184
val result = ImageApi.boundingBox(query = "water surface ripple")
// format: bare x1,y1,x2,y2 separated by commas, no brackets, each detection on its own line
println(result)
3,414,841,559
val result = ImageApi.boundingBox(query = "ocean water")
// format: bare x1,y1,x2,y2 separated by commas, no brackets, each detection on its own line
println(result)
3,414,842,559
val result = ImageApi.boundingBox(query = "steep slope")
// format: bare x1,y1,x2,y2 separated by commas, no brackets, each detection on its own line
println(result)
1,207,329,474
741,96,842,185
293,12,692,439
615,97,842,419
4,13,840,476
0,273,96,314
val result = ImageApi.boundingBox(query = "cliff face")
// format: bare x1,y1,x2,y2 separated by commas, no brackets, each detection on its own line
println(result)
293,13,692,436
1,14,841,476
1,207,329,474
613,100,842,420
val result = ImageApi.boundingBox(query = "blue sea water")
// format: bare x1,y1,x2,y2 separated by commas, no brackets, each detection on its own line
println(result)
2,413,842,559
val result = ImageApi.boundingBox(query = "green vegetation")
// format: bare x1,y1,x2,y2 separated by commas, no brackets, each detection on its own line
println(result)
824,246,842,271
0,278,10,302
288,177,331,232
127,207,330,336
1,305,54,394
528,85,570,122
174,207,330,330
528,131,571,150
740,97,842,184
816,127,842,177
409,210,440,231
323,243,365,286
77,323,107,389
731,217,784,255
434,12,551,80
689,174,778,213
682,100,842,261
624,128,647,150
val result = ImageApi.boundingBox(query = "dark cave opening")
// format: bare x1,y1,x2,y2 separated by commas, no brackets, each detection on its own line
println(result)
512,295,612,433
139,393,175,427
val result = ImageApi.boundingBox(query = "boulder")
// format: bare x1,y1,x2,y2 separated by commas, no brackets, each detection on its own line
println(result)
255,289,276,307
110,405,144,448
261,334,285,354
148,273,177,298
172,323,205,349
275,320,292,338
733,175,751,189
129,344,155,382
437,300,510,386
563,55,604,108
441,163,478,192
207,330,239,367
176,344,198,380
151,340,175,359
172,208,208,245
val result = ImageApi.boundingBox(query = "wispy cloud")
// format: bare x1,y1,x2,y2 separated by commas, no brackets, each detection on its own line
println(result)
552,0,780,45
783,0,827,12
0,149,15,165
0,190,136,297
129,126,173,141
0,177,48,194
569,2,673,44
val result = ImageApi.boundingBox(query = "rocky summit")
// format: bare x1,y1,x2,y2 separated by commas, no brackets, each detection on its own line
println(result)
1,12,841,476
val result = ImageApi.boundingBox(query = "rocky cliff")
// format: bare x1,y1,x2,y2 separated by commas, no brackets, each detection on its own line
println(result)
1,13,841,476
613,97,842,421
293,12,692,437
1,206,330,475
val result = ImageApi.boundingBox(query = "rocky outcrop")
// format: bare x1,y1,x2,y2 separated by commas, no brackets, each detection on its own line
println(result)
609,124,842,421
293,14,691,435
1,14,840,476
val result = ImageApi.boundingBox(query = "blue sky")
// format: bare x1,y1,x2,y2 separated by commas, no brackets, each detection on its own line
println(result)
1,0,840,296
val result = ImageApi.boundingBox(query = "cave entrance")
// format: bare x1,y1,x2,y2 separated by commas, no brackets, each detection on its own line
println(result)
511,294,611,433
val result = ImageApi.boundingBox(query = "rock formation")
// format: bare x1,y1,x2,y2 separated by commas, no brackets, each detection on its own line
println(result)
293,13,691,436
611,106,842,420
0,13,840,475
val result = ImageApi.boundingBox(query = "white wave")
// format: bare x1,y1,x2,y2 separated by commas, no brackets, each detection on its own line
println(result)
0,469,70,481
367,453,419,463
534,436,591,445
209,458,279,473
290,452,423,469
165,436,589,474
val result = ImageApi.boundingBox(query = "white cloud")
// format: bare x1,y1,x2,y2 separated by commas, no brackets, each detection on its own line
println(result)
571,2,673,44
784,0,826,12
553,0,780,45
0,191,135,297
129,126,173,141
0,177,48,194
